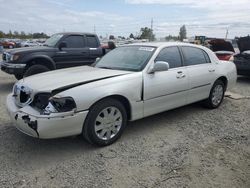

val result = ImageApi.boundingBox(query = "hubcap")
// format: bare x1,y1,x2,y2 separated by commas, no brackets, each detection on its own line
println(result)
212,84,224,106
94,107,122,140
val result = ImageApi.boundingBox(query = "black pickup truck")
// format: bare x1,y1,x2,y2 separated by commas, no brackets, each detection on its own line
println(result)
1,32,105,79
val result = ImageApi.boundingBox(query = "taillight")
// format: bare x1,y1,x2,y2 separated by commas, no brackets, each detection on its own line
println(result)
217,54,233,61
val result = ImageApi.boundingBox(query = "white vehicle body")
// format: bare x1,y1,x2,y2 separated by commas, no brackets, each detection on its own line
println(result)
21,41,39,47
6,42,237,141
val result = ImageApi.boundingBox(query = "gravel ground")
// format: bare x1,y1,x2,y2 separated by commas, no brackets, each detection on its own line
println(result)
0,62,249,188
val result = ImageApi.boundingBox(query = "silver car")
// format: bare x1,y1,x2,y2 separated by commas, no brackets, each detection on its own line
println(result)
6,42,237,146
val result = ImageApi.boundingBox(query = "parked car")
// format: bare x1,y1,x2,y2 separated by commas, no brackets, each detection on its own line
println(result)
208,39,235,61
0,40,16,49
0,43,3,54
6,42,237,146
21,40,39,47
1,32,103,79
234,36,250,76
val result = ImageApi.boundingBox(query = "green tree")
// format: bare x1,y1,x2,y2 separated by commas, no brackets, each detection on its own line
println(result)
129,33,134,39
20,31,26,39
179,25,187,41
7,30,13,38
13,31,19,38
0,30,4,38
140,27,155,41
165,35,179,41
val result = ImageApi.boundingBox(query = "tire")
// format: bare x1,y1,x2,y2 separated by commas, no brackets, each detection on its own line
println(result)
83,98,127,146
23,65,50,77
203,80,225,109
9,45,14,49
14,74,23,80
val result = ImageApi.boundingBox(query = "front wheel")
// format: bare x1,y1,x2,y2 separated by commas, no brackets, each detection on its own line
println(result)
203,80,225,109
83,98,127,146
23,65,50,78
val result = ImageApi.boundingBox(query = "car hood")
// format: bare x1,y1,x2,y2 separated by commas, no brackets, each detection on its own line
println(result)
6,46,55,54
209,39,235,52
237,36,250,53
18,66,131,93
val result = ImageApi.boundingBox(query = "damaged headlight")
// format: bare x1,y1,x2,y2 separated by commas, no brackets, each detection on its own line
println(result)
44,96,77,115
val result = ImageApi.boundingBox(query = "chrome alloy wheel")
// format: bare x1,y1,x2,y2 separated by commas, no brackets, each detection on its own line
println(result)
94,107,123,140
211,84,224,106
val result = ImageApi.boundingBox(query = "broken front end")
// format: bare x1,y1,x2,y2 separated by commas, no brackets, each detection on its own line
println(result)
6,83,88,139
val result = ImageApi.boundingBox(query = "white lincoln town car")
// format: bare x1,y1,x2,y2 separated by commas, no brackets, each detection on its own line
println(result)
6,42,237,146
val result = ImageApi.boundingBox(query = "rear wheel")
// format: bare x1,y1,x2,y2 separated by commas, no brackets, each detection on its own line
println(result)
23,65,50,78
204,80,225,109
83,98,127,146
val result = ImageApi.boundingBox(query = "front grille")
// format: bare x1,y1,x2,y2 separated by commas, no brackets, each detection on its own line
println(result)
2,53,6,61
13,84,33,107
2,52,11,61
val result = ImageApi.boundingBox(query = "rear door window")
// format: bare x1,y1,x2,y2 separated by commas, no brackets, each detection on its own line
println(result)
86,35,99,48
64,35,85,48
182,46,209,66
155,46,182,69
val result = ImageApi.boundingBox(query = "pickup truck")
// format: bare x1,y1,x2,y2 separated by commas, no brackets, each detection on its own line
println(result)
1,32,104,79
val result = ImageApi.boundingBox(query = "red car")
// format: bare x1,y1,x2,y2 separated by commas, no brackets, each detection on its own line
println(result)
0,40,15,49
208,39,235,61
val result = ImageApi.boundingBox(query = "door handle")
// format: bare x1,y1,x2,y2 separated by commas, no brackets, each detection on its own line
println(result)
176,72,186,79
56,51,67,54
209,69,215,72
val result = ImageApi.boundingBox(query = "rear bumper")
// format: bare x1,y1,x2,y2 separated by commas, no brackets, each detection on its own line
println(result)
1,61,26,75
6,94,89,139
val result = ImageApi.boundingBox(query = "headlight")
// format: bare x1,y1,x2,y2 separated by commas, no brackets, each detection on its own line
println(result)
10,54,20,61
44,96,77,115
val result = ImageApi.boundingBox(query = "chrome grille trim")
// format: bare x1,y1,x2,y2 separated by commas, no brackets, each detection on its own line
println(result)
13,84,33,107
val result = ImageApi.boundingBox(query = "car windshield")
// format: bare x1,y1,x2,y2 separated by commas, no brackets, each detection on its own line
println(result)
95,46,156,71
44,34,63,47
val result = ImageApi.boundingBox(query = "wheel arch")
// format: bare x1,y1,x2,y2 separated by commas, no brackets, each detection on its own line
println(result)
25,56,56,70
89,95,132,120
216,76,228,91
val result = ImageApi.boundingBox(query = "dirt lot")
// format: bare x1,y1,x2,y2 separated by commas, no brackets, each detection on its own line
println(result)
0,60,249,187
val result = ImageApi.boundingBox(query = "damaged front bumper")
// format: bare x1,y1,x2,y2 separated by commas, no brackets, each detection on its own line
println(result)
6,94,89,139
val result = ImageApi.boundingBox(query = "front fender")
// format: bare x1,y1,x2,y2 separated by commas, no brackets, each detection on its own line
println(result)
57,72,144,120
23,54,56,69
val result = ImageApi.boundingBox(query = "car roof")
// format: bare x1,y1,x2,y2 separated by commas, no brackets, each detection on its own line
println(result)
127,42,202,48
55,32,97,36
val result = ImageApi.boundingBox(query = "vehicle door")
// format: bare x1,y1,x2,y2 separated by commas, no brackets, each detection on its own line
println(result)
54,35,89,69
143,46,189,117
180,46,216,104
86,35,103,64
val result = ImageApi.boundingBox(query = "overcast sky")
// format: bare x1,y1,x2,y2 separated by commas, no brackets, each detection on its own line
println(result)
0,0,250,38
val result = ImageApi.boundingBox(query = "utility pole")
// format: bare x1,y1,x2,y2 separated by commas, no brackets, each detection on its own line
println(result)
94,25,96,33
225,28,229,40
150,18,153,41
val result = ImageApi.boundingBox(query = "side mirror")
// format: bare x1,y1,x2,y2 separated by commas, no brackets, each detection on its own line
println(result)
148,61,169,74
91,57,101,67
95,57,101,63
58,41,67,50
